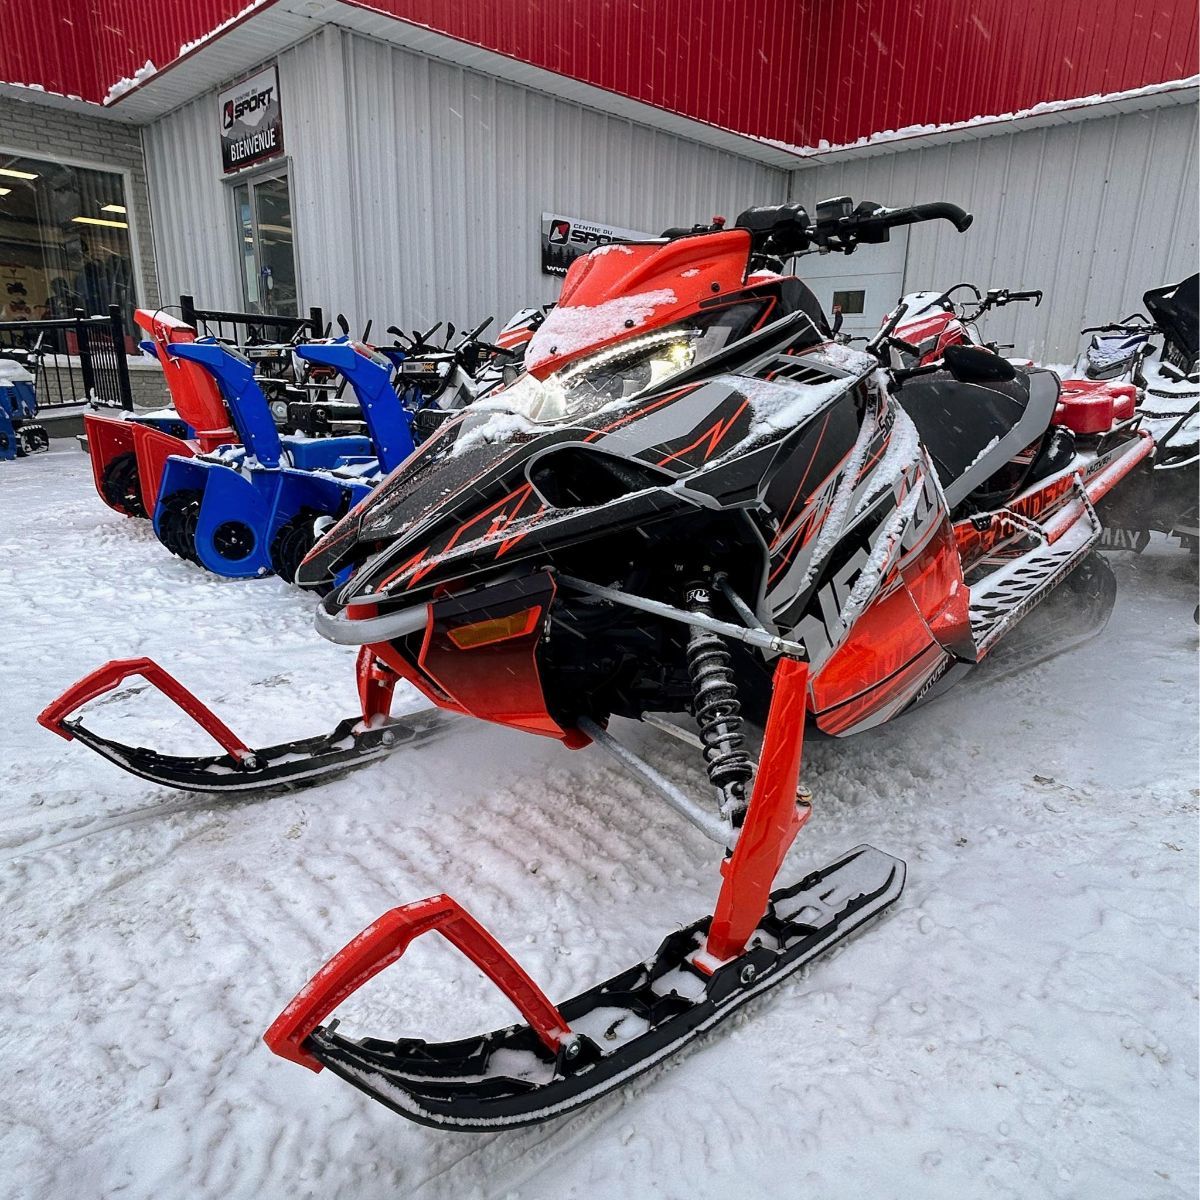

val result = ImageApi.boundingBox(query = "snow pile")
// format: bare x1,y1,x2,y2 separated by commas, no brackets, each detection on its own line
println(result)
525,289,678,370
104,61,156,104
450,397,544,455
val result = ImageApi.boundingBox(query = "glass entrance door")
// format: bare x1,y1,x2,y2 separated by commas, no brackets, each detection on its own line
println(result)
233,171,298,316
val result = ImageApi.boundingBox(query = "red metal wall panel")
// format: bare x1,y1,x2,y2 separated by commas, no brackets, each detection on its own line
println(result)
802,0,1200,146
0,0,1195,145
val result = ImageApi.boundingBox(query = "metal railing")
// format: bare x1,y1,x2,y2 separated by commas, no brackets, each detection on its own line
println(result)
179,295,325,347
0,305,133,410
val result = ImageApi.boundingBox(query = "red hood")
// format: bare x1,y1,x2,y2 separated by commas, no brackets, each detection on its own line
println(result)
524,229,754,378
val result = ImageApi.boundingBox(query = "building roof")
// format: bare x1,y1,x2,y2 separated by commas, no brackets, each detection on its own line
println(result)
1,0,1196,160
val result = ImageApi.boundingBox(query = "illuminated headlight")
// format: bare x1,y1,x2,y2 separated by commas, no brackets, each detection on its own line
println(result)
270,399,289,421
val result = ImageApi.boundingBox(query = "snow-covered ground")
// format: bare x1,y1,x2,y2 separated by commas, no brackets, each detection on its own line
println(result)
1,446,1196,1200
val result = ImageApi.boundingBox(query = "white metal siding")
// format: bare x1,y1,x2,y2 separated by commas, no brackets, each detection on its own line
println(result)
790,102,1200,363
143,26,787,331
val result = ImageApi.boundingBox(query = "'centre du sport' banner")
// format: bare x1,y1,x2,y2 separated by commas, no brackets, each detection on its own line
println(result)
541,213,653,276
220,65,284,174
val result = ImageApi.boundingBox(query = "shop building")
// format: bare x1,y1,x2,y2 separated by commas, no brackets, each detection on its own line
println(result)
1,0,1195,365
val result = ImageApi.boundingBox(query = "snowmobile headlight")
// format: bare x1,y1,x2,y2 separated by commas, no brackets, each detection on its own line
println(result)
494,327,703,425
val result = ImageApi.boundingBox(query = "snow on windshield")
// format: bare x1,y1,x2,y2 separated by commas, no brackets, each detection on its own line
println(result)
525,289,678,370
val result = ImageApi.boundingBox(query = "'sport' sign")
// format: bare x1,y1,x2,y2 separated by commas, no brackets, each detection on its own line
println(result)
541,213,651,276
219,65,284,174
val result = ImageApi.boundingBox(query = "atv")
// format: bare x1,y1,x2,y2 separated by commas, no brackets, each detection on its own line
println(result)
40,196,1154,1131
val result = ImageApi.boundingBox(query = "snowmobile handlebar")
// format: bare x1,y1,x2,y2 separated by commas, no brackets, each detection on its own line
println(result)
734,197,973,264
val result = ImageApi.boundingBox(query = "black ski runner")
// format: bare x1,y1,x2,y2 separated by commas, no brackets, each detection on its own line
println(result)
37,656,456,792
266,844,905,1130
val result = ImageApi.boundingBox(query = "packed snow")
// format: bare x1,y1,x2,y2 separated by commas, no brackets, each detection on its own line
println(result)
1,447,1196,1200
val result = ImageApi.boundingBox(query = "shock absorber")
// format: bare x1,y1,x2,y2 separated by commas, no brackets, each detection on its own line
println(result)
685,583,754,824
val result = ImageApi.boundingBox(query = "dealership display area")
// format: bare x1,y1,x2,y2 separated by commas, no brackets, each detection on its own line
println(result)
0,3,1197,1198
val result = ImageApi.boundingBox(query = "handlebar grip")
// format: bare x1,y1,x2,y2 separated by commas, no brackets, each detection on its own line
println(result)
885,202,973,233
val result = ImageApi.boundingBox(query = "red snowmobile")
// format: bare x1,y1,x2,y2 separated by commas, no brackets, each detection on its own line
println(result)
39,197,1154,1130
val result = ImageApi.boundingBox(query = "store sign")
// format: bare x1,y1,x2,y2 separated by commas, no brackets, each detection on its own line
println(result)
540,212,652,276
219,65,284,174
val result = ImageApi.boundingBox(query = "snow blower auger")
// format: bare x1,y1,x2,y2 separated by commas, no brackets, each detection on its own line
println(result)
45,197,1156,1128
151,337,382,579
85,311,239,517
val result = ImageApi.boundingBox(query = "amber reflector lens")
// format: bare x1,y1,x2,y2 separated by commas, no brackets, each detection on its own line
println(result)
446,606,540,650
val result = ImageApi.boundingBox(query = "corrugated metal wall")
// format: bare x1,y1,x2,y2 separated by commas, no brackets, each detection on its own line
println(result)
790,102,1200,362
339,31,786,331
144,27,787,329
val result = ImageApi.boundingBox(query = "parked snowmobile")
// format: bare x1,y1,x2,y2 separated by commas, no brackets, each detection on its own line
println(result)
882,282,1043,367
1062,273,1199,549
40,196,1154,1131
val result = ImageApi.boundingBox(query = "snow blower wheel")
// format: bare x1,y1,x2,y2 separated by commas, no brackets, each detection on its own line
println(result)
100,452,148,518
157,488,202,563
270,509,321,583
212,520,256,562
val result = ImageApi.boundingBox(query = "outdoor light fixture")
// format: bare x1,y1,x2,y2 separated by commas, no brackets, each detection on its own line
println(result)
0,167,38,180
72,216,129,229
100,204,127,214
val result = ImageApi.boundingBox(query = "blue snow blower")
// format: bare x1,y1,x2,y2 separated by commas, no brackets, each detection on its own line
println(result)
0,338,49,461
152,336,416,581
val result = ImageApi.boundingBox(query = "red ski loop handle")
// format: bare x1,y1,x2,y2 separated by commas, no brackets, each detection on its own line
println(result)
264,894,574,1072
36,657,254,761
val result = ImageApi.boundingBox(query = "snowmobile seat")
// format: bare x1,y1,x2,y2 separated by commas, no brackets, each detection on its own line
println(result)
1055,379,1137,435
896,366,1060,508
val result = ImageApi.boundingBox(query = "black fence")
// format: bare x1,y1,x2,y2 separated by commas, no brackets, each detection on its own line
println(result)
179,295,325,347
0,305,133,410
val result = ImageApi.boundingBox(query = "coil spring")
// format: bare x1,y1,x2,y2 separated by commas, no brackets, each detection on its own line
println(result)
685,586,753,819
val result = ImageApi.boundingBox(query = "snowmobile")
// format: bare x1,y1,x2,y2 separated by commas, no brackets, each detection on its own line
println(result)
0,334,49,460
881,282,1043,368
1062,273,1199,550
39,196,1154,1131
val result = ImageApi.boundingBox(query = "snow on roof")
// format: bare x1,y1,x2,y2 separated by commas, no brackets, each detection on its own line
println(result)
773,75,1200,159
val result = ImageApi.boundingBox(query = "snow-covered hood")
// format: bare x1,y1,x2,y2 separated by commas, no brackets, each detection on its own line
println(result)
300,342,871,606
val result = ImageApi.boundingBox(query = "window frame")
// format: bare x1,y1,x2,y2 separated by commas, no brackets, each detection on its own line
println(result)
225,159,301,317
0,142,148,318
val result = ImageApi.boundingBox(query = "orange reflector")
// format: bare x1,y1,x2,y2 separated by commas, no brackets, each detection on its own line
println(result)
446,606,541,650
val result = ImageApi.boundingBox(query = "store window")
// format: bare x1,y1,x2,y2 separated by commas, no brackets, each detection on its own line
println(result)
0,152,137,326
232,171,298,316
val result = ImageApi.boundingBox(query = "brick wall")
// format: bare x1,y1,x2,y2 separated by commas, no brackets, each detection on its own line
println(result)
0,96,159,310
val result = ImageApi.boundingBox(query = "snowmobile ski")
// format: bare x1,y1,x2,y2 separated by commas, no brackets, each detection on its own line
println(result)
37,656,455,793
265,844,905,1131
